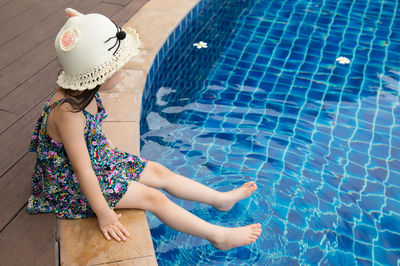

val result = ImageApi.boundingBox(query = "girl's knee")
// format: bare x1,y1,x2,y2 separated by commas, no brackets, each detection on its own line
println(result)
148,161,174,186
144,186,169,210
116,182,168,210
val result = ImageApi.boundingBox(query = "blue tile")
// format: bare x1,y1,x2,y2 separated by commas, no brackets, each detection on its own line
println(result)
374,246,400,266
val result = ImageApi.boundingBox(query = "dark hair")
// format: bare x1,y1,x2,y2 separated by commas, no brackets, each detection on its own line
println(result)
62,85,101,112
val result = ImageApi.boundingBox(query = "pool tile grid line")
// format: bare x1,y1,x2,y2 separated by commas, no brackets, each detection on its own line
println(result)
152,0,253,176
222,0,296,177
138,0,221,128
330,0,392,261
206,11,279,173
223,1,302,176
264,0,343,177
234,0,321,178
141,0,214,100
143,0,211,101
297,0,384,260
264,0,349,256
318,0,380,249
221,0,311,168
314,0,379,260
347,10,399,264
370,0,399,261
262,0,355,259
291,0,367,258
227,0,336,192
191,1,280,179
287,0,357,215
160,0,241,97
193,0,295,179
353,0,398,258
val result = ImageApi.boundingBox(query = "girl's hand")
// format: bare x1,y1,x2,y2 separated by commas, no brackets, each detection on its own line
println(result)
97,209,130,242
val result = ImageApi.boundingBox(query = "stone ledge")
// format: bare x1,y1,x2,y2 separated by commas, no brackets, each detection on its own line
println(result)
59,210,154,266
58,0,201,265
94,256,158,266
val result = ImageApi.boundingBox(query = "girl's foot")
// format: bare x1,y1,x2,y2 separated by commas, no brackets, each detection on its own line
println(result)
214,181,257,212
211,223,262,250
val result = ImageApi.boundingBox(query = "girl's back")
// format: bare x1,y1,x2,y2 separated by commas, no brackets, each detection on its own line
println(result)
46,89,98,143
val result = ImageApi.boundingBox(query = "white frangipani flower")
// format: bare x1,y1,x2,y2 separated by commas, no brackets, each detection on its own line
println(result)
336,56,350,64
193,41,208,49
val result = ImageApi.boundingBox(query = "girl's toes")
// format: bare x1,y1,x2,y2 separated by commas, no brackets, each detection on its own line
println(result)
248,182,257,191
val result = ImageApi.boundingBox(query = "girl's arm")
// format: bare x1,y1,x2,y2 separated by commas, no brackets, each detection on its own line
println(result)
54,103,129,242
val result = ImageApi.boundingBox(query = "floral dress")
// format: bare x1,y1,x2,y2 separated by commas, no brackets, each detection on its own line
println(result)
26,93,147,218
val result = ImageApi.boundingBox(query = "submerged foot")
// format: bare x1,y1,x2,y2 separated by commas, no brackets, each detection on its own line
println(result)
214,181,257,212
211,223,262,251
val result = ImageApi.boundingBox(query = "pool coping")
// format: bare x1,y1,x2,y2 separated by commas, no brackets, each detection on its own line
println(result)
58,0,205,264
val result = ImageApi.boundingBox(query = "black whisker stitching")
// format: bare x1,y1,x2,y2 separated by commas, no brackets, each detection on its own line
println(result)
105,20,125,55
114,41,121,55
105,36,116,43
107,40,118,52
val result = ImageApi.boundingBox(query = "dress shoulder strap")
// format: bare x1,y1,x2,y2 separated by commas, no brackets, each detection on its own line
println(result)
94,92,104,108
47,98,66,110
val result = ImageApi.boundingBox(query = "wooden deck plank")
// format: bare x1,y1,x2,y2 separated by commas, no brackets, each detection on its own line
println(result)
0,0,69,46
111,0,149,25
0,7,66,69
87,1,125,18
0,60,59,116
30,233,58,266
0,37,57,100
102,0,133,6
0,0,13,9
0,110,18,134
0,0,109,70
0,209,56,266
0,152,36,231
0,99,44,177
0,0,40,26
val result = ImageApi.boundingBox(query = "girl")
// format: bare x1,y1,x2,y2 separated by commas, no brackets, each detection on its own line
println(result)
27,8,262,251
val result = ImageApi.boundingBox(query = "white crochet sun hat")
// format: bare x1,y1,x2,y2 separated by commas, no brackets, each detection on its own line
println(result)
55,8,140,91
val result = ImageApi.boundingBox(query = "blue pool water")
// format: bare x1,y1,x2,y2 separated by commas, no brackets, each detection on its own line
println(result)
140,0,400,264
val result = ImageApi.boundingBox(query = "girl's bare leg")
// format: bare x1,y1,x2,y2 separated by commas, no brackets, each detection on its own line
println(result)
115,182,262,250
139,161,257,212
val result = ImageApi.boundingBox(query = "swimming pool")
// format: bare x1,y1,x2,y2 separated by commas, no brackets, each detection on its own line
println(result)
140,0,400,264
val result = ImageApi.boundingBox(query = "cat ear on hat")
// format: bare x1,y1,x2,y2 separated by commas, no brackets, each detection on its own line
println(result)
65,8,82,18
58,8,82,52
